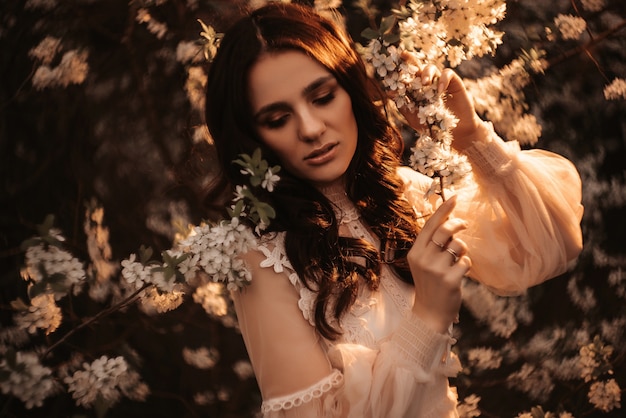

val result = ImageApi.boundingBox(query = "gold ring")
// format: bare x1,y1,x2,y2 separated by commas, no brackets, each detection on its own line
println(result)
431,238,445,249
446,247,459,263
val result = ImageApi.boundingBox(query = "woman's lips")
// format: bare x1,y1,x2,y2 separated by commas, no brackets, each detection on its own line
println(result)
304,143,338,165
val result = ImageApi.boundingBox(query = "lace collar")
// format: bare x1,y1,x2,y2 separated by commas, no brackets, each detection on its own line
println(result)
317,182,360,225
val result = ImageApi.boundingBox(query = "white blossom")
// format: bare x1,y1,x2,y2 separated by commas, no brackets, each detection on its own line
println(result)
21,243,86,300
13,294,62,335
233,360,254,380
185,66,207,112
554,14,587,41
567,275,597,312
466,347,502,371
580,0,606,12
29,36,61,65
462,280,532,338
262,168,281,192
176,40,202,64
120,253,151,290
0,351,58,409
136,8,168,39
183,346,219,369
603,78,626,100
193,390,216,405
138,286,185,315
507,363,554,402
176,218,256,290
588,379,621,412
193,282,228,317
457,394,481,418
32,49,89,90
64,355,149,408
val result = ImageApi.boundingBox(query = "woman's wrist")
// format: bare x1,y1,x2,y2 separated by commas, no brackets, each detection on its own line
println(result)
451,115,488,151
411,302,452,335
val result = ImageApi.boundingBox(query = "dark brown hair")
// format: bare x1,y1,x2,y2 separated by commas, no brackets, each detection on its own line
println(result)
205,3,418,339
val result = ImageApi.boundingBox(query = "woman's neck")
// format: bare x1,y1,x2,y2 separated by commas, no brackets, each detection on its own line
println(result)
316,179,359,225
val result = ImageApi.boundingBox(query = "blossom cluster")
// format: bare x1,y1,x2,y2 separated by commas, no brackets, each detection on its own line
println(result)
64,355,149,408
360,39,466,196
396,0,506,69
463,55,544,146
0,351,57,409
358,0,507,196
29,36,89,90
3,0,625,416
553,14,587,41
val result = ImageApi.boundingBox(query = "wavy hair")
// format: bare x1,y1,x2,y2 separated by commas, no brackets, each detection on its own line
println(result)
205,3,419,340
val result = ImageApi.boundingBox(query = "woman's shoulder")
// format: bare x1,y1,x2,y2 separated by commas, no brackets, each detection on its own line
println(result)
241,231,299,282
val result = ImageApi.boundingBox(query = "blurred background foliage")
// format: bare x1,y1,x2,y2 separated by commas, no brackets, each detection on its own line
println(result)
1,0,625,417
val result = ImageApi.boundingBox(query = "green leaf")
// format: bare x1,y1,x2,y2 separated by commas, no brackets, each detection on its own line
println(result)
20,237,41,250
139,245,154,265
382,33,400,44
37,214,55,237
379,15,397,35
230,199,245,217
251,148,262,165
249,176,262,187
361,27,380,40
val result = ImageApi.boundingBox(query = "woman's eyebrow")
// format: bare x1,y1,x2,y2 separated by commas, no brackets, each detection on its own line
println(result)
302,75,335,96
254,75,336,120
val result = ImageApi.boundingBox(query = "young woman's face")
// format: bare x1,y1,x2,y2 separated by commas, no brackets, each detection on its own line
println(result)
248,50,358,187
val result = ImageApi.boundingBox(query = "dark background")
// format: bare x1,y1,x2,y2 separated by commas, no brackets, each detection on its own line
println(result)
1,0,625,416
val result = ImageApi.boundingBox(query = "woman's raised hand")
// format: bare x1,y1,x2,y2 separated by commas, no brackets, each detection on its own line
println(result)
407,195,471,334
397,53,483,150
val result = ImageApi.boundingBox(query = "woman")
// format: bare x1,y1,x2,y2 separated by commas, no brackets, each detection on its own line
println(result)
204,3,583,417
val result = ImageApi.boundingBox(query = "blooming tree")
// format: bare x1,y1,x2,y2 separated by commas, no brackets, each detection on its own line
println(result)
1,0,625,417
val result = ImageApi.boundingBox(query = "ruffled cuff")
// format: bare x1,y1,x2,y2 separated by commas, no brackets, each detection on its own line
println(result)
461,121,520,180
261,369,343,413
390,312,456,373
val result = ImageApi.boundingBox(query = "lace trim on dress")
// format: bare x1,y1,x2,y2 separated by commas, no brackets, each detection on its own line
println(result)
256,233,320,326
319,183,360,224
261,369,344,413
391,312,454,370
379,265,412,314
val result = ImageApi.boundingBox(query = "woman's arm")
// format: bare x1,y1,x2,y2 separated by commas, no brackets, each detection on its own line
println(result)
453,121,583,294
399,62,583,295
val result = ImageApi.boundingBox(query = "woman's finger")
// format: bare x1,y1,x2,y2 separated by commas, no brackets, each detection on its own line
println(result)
430,218,468,249
418,194,457,240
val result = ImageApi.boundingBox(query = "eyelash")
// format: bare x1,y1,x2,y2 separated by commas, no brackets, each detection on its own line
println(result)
261,88,337,129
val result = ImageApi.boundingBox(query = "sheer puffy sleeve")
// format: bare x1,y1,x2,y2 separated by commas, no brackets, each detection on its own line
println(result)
232,243,460,417
401,120,584,295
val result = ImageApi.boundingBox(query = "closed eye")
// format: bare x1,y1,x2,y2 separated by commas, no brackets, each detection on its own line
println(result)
260,113,290,129
312,89,336,106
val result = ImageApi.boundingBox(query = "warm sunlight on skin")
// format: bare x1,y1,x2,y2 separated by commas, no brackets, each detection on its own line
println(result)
248,51,358,187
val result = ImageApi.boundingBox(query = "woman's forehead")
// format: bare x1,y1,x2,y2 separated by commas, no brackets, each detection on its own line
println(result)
248,51,332,109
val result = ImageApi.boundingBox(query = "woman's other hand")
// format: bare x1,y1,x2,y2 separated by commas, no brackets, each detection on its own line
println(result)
407,195,471,333
397,53,483,150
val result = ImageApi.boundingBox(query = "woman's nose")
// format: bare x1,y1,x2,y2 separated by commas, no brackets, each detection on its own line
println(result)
297,107,326,141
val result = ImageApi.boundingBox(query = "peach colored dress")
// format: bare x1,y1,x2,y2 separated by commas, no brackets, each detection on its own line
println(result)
231,122,584,417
